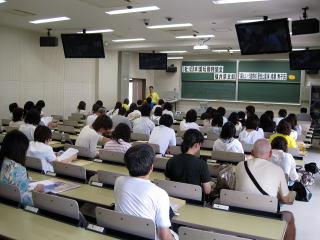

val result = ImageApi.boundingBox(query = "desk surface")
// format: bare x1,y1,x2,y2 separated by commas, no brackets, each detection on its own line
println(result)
28,171,115,207
173,204,287,240
0,204,116,240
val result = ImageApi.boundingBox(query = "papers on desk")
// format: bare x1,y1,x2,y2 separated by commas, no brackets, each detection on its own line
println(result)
57,148,78,161
170,197,186,213
41,117,53,126
29,179,80,194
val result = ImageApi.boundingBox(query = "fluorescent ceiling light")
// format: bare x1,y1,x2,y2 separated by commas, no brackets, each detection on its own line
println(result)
160,50,187,54
213,0,269,4
106,6,159,15
30,16,70,24
0,0,7,4
237,18,264,24
76,29,113,34
168,57,184,60
112,38,146,42
176,35,215,39
229,49,241,53
193,45,209,50
212,49,229,53
293,48,306,51
147,23,193,29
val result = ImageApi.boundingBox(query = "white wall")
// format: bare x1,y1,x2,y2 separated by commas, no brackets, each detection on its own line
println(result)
129,52,154,88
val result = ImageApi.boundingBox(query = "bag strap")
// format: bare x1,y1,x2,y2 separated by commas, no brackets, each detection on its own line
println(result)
244,161,269,196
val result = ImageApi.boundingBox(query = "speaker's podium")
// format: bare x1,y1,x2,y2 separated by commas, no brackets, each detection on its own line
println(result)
164,91,179,112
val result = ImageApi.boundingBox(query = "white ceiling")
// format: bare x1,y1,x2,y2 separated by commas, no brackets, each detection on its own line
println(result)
0,0,319,53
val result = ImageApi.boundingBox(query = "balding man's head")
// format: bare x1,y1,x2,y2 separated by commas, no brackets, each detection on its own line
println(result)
252,139,272,160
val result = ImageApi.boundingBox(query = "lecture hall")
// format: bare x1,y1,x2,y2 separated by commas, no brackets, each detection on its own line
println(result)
0,0,320,239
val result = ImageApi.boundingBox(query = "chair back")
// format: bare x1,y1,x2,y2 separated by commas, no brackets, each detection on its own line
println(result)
131,132,149,141
211,151,245,163
179,227,250,240
202,139,214,149
176,129,185,137
25,156,43,172
63,120,78,127
1,119,11,126
64,144,93,159
153,179,202,201
207,132,219,141
153,157,169,170
4,126,17,133
71,113,85,121
52,161,87,182
99,150,125,164
97,170,127,186
131,142,160,154
169,146,200,157
96,207,156,240
0,182,21,204
220,189,278,213
57,125,76,134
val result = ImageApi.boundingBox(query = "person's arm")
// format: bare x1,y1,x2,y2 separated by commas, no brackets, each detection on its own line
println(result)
201,162,213,195
158,228,175,240
202,182,212,195
278,168,291,204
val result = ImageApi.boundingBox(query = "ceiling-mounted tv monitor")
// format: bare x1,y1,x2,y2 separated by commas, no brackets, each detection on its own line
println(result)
235,18,292,55
61,33,105,58
290,50,320,70
139,53,167,70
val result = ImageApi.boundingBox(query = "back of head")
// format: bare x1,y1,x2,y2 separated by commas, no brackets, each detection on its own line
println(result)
124,144,155,177
9,103,18,113
246,115,259,130
271,136,288,152
0,130,29,165
34,125,52,143
96,100,103,108
252,139,271,159
276,120,291,135
246,105,255,116
286,113,297,127
185,109,197,123
300,107,307,113
146,97,152,104
159,114,173,127
78,101,86,111
97,107,106,115
123,98,129,105
181,129,204,153
35,100,45,112
129,103,138,112
137,99,143,106
154,107,163,117
12,107,24,122
220,122,236,140
92,103,100,113
115,101,122,109
112,123,131,143
278,109,287,118
92,115,113,131
265,110,274,120
238,111,245,120
23,101,35,117
211,113,223,127
158,99,165,105
140,103,151,117
217,107,226,117
25,109,41,125
163,102,172,111
228,112,239,125
118,107,127,116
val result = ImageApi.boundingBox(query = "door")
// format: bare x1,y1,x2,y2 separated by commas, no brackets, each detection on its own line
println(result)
129,78,146,103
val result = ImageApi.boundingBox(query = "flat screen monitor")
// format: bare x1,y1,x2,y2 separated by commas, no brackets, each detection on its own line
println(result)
139,53,167,70
290,50,320,70
61,33,105,58
235,18,292,55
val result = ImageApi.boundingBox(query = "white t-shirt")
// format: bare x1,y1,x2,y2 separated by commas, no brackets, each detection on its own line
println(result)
75,125,101,158
149,125,176,155
133,117,155,135
213,138,244,153
152,104,162,113
19,123,36,141
212,127,222,135
162,109,174,118
235,158,289,198
114,176,171,230
274,117,284,126
86,114,98,126
270,150,299,181
223,116,228,125
151,115,161,125
238,129,264,145
9,121,24,129
179,120,200,131
27,141,56,173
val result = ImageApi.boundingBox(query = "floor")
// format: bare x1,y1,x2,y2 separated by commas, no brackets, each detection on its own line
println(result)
281,139,320,240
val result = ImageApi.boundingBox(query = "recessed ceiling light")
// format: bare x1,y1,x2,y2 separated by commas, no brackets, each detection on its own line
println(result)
213,0,269,4
176,35,215,39
168,57,184,60
147,23,193,29
106,6,159,15
0,0,7,4
212,49,229,53
30,16,70,24
193,45,209,50
76,29,113,34
112,38,146,42
160,50,188,54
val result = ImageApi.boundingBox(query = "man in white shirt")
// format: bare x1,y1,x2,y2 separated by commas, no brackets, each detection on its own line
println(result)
149,114,176,155
114,144,175,240
86,104,106,126
235,139,296,240
111,107,132,130
152,99,165,114
133,103,155,135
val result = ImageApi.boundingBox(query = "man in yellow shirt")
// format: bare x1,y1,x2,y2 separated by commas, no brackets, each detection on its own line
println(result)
122,98,130,111
146,86,159,104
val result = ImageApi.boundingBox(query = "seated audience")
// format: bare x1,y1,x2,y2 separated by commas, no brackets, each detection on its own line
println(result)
9,107,24,128
211,113,223,135
269,120,297,148
213,122,244,153
286,113,302,137
274,109,287,126
270,136,299,182
35,100,46,117
23,101,35,118
76,115,112,158
151,107,163,125
165,129,211,195
136,99,143,109
9,102,18,116
122,98,130,111
111,107,132,130
27,126,76,173
149,115,176,155
202,107,215,127
228,112,242,132
162,102,174,118
107,101,122,116
238,115,264,145
126,103,141,121
114,144,176,240
260,111,276,133
77,101,86,114
152,99,165,113
238,111,246,127
86,103,100,126
245,105,255,118
95,100,103,108
104,123,131,153
132,103,155,135
180,109,200,131
297,107,312,122
217,107,228,125
0,130,43,206
146,97,155,109
19,109,41,141
235,139,296,240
